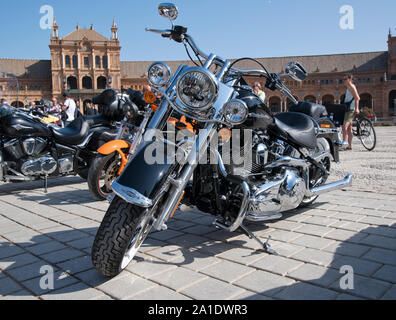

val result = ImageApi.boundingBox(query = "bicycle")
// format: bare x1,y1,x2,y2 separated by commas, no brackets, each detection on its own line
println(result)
353,115,377,151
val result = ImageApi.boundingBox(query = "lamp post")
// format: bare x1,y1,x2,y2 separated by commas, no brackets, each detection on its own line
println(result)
107,76,112,89
62,75,67,92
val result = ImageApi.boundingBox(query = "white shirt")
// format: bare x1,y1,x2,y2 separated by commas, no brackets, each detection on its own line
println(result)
64,98,76,121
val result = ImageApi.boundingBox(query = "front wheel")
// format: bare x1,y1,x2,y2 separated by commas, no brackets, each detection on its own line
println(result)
91,196,153,277
87,153,121,201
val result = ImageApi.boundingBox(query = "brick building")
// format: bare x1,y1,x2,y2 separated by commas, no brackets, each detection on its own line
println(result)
0,21,395,118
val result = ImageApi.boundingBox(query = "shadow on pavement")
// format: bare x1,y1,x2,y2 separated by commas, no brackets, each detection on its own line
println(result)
0,177,85,195
0,206,395,300
14,188,99,206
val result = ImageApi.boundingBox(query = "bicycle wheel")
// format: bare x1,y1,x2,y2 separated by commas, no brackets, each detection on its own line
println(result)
358,118,377,151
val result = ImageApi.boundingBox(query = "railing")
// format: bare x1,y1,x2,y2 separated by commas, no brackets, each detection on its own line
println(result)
68,89,105,94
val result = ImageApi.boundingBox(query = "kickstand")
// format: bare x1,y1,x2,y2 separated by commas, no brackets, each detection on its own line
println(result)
239,224,277,255
44,175,48,194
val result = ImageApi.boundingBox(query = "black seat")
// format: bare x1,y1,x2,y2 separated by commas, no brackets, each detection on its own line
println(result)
270,112,317,149
289,102,328,120
51,116,90,145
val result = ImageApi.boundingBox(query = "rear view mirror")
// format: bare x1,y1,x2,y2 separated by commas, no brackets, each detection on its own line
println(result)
285,61,308,82
158,3,179,21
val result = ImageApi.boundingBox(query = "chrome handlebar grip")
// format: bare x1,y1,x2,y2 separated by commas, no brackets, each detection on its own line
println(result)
145,28,172,37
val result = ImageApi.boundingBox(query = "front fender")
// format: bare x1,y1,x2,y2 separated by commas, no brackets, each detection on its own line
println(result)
98,140,130,155
112,141,174,207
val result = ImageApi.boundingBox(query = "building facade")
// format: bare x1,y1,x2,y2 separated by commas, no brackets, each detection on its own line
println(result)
1,21,396,118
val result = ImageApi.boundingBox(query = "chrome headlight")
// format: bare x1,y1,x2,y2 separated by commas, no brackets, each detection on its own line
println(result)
222,99,249,125
176,68,218,111
147,62,172,88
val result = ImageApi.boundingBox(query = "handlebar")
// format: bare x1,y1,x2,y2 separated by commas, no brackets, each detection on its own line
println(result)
146,26,298,105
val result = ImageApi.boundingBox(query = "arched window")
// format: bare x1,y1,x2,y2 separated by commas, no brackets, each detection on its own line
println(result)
67,76,78,90
322,95,335,106
65,56,71,68
97,76,107,89
304,95,316,103
72,55,78,68
11,101,24,108
389,90,396,114
269,96,281,113
96,56,101,68
360,93,373,109
82,76,93,89
102,56,108,68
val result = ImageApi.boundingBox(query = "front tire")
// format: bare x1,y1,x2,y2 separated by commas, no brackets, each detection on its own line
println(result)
87,153,121,201
91,196,153,277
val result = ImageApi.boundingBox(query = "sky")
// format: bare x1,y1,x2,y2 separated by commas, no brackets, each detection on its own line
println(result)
0,0,395,62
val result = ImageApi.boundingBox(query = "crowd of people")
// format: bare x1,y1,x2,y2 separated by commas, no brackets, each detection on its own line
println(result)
1,78,360,148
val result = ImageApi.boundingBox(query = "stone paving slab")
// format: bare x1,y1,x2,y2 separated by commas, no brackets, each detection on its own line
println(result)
0,127,396,300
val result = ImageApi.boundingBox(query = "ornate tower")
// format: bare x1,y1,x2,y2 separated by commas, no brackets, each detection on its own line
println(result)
51,17,59,39
49,21,121,103
111,19,118,40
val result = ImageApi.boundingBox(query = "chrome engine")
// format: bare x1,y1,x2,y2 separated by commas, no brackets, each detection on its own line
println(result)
4,138,47,159
247,169,306,221
58,157,74,174
227,139,306,221
3,137,74,177
21,157,58,176
244,138,331,221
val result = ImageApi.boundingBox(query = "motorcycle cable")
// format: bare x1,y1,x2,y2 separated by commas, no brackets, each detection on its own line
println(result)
183,41,204,67
227,57,274,82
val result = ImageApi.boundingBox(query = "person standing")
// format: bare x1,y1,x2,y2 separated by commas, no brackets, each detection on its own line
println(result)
0,98,9,107
342,74,360,151
253,82,266,102
83,99,98,116
50,97,63,127
62,93,76,126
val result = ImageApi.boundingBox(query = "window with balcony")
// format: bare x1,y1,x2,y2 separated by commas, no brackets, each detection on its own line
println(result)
102,56,108,68
72,55,78,68
84,57,89,68
65,56,71,68
96,56,101,68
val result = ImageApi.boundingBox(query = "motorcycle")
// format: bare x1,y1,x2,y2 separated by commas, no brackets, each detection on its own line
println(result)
0,98,121,191
92,3,353,277
88,89,195,200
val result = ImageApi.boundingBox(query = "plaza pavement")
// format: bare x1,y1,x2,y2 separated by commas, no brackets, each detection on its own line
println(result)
0,127,395,300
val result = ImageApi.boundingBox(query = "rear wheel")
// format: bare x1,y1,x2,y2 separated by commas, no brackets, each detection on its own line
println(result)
358,118,376,151
91,196,153,277
299,138,331,208
87,153,121,201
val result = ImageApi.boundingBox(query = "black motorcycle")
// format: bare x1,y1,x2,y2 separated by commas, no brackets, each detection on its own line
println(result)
91,3,352,277
0,100,121,191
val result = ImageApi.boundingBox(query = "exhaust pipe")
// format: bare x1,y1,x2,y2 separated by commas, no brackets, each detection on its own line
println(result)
309,174,352,197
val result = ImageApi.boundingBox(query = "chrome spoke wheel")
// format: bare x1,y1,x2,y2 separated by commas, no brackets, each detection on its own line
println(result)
120,213,153,270
98,156,121,195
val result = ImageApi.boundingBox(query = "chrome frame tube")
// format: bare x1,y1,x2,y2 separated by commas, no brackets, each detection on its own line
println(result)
209,147,251,232
153,123,218,230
